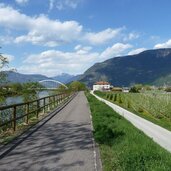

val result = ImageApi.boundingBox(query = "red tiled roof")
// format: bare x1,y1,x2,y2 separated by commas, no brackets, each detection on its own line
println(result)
94,81,110,85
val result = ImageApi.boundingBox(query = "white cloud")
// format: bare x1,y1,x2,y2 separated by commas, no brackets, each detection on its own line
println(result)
19,48,99,76
14,16,83,46
49,0,55,11
74,44,92,52
0,4,137,47
0,36,14,45
0,4,82,47
15,0,29,5
18,43,133,76
100,43,133,59
128,48,146,55
49,0,83,11
123,32,140,41
74,44,82,50
84,28,123,45
3,54,15,62
154,39,171,49
0,4,31,29
0,4,138,47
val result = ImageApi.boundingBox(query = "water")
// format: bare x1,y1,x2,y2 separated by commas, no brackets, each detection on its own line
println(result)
2,91,53,106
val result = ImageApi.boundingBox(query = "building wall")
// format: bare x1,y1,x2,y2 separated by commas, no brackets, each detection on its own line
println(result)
93,84,110,91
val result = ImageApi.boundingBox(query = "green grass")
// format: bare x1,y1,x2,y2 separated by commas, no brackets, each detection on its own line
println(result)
87,93,171,171
95,91,171,132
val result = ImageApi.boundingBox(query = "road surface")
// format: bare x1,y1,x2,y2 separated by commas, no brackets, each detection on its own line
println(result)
91,91,171,153
0,92,99,171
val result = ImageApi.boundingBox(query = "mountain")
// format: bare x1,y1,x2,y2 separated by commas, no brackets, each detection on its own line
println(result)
79,48,171,87
4,71,49,83
51,73,77,83
4,71,80,84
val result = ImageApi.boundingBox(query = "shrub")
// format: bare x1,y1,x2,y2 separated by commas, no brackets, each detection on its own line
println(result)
110,94,113,100
119,94,123,103
114,94,117,101
130,86,140,93
165,87,171,92
127,100,131,108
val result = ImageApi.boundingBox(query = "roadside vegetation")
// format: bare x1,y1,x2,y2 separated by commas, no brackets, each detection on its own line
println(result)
87,93,171,170
95,90,171,131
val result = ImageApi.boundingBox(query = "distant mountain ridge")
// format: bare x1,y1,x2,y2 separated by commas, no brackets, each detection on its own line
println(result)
4,71,79,84
5,71,49,83
4,48,171,87
51,73,77,83
79,48,171,87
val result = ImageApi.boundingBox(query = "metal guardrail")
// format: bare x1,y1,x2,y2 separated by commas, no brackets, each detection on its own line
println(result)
0,93,71,132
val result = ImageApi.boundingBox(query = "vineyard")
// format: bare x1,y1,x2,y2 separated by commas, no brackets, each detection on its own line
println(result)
95,91,171,130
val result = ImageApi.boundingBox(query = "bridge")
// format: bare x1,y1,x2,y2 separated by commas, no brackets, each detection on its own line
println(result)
38,79,68,90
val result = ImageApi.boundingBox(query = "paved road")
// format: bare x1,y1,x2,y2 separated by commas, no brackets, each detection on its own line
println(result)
0,92,97,171
91,91,171,153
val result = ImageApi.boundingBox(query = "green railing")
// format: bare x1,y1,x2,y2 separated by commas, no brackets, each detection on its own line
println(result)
0,92,72,132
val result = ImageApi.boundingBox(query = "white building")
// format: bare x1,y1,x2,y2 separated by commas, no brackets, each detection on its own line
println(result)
122,87,130,93
93,81,111,91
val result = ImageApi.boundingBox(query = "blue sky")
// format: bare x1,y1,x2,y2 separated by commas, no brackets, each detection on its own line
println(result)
1,0,171,76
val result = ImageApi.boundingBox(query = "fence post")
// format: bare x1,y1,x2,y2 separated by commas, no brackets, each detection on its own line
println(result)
43,98,46,114
53,96,55,108
12,106,16,132
54,96,57,106
36,100,40,118
48,97,50,111
60,95,62,103
25,103,29,124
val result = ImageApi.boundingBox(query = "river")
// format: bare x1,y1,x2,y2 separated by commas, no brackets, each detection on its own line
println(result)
2,91,53,106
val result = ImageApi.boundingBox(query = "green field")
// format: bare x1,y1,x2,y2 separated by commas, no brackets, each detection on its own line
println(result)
95,91,171,131
87,93,171,171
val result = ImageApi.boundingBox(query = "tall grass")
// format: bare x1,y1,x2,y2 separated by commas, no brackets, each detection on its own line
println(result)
87,93,171,171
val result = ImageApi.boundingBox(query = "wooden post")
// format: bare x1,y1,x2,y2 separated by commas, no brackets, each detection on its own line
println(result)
54,96,56,107
53,96,55,108
43,98,45,114
12,106,16,132
56,95,58,105
36,100,39,118
48,97,50,111
60,95,62,103
57,96,59,105
25,103,29,124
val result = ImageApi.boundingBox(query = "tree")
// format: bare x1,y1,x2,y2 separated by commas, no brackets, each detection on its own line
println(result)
9,83,23,95
69,81,86,91
21,82,41,102
130,84,143,93
56,85,68,93
0,50,8,103
0,51,8,83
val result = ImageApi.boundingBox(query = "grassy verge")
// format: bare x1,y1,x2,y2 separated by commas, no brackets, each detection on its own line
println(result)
95,91,171,132
86,93,171,171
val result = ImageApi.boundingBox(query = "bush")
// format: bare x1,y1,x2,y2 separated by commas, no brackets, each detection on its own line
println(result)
118,94,123,103
165,87,171,92
114,94,117,101
127,100,131,108
130,86,140,93
110,94,113,100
